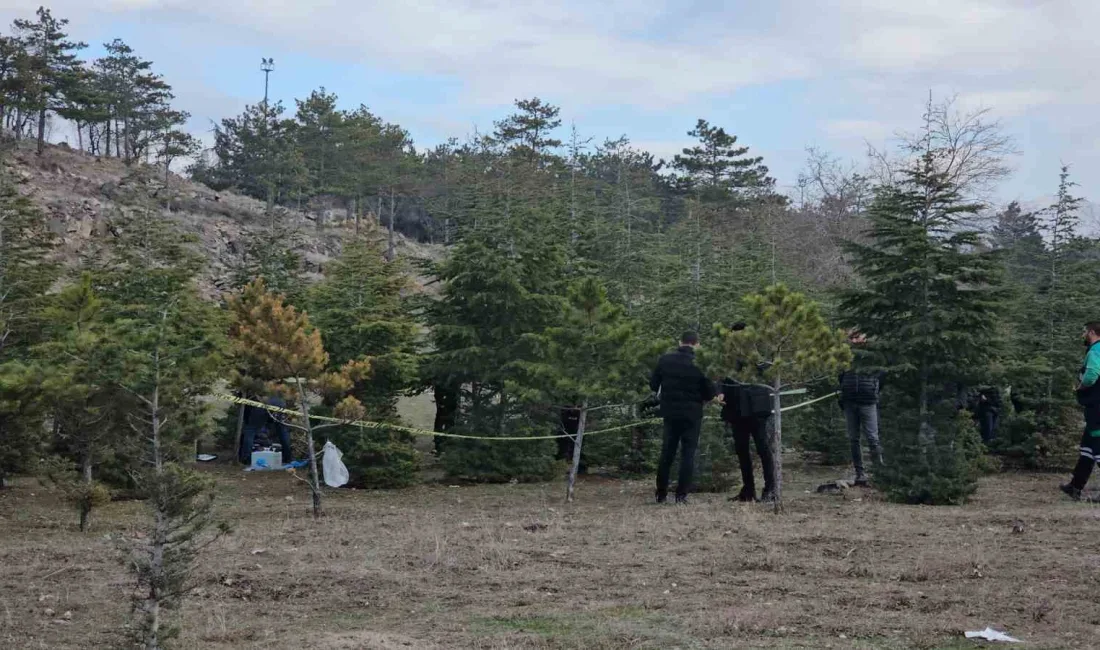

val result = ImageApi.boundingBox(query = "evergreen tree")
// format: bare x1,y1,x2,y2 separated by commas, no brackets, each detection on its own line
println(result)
423,221,567,481
293,88,342,197
839,145,1004,504
229,221,305,301
93,39,173,163
0,173,57,487
715,284,850,505
111,294,225,649
493,97,562,163
198,101,307,210
308,231,417,414
1040,166,1091,398
307,231,420,488
37,275,117,531
511,278,648,501
228,279,366,517
153,111,200,182
672,119,775,203
12,7,86,154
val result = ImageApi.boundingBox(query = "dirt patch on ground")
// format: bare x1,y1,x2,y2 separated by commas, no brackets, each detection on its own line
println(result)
1,461,1098,649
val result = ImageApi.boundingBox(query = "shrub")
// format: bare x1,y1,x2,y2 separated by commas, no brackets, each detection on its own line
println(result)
694,419,739,493
324,424,420,489
441,415,561,483
876,396,987,505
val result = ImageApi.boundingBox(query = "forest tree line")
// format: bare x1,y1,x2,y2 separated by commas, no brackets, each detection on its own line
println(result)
0,7,1097,642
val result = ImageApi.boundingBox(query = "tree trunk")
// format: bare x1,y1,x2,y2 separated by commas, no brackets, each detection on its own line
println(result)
35,107,46,155
146,383,166,650
294,379,323,518
79,451,93,532
768,376,783,511
387,188,396,261
565,405,588,503
233,403,246,464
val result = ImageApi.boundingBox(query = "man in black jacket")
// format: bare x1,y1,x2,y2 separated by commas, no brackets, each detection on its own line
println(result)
838,331,885,486
650,331,716,504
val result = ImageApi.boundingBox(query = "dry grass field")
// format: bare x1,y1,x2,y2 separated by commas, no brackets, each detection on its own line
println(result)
2,458,1099,649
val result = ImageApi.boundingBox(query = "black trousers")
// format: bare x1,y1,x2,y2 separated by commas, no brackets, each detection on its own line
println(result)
656,417,702,498
1070,429,1100,490
727,417,775,496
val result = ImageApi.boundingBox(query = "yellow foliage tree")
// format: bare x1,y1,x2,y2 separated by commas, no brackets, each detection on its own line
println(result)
228,279,366,517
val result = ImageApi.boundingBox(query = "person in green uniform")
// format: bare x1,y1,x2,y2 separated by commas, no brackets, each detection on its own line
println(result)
1061,322,1100,500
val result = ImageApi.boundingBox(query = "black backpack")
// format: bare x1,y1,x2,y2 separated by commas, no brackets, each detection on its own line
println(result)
739,385,773,418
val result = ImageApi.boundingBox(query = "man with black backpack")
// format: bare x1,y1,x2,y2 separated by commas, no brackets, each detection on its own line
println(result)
719,323,776,502
839,331,885,486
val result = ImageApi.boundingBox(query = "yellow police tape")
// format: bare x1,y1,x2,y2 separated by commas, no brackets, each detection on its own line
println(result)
216,390,840,442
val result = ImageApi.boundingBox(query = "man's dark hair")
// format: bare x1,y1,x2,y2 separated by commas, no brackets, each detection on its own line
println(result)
731,322,747,332
680,331,699,346
1087,322,1100,337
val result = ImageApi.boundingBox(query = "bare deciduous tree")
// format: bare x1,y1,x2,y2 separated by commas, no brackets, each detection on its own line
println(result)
867,94,1017,205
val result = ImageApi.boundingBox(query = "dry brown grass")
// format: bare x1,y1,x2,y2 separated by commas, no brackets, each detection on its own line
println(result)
2,460,1099,649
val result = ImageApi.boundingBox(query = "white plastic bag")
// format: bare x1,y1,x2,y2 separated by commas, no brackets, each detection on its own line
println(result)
321,440,349,488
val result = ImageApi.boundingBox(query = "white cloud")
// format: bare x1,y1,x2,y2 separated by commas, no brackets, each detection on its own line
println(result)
0,0,1096,197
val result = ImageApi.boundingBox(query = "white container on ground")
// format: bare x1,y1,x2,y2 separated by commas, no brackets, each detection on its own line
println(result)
250,449,283,470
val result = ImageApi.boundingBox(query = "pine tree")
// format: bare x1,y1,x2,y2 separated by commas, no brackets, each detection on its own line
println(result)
12,7,86,155
493,97,562,163
153,111,199,182
199,101,308,210
109,294,225,649
228,279,366,517
423,219,567,481
37,274,117,531
1040,166,1091,398
294,88,342,197
511,278,648,501
715,284,850,506
93,39,174,163
839,144,1004,503
672,119,775,203
307,231,420,488
0,170,57,487
308,231,417,414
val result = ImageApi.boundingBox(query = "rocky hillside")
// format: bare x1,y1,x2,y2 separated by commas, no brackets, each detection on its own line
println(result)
3,141,440,297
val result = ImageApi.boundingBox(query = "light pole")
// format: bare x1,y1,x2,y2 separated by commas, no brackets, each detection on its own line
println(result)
261,57,274,108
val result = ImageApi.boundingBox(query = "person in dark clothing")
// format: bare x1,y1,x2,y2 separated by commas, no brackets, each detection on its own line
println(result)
838,331,885,486
239,395,293,465
719,323,776,502
556,407,586,474
969,386,1002,443
433,382,459,456
1062,322,1100,500
649,331,717,504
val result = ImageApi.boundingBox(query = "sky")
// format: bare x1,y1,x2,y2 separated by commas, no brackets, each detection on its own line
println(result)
1,0,1097,206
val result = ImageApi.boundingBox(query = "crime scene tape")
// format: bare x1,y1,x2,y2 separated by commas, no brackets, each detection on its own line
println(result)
216,390,840,442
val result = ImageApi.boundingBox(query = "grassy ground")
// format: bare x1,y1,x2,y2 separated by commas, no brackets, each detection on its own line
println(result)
1,459,1098,649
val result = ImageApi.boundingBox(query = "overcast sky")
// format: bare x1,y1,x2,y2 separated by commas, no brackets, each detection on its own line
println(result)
1,0,1096,204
